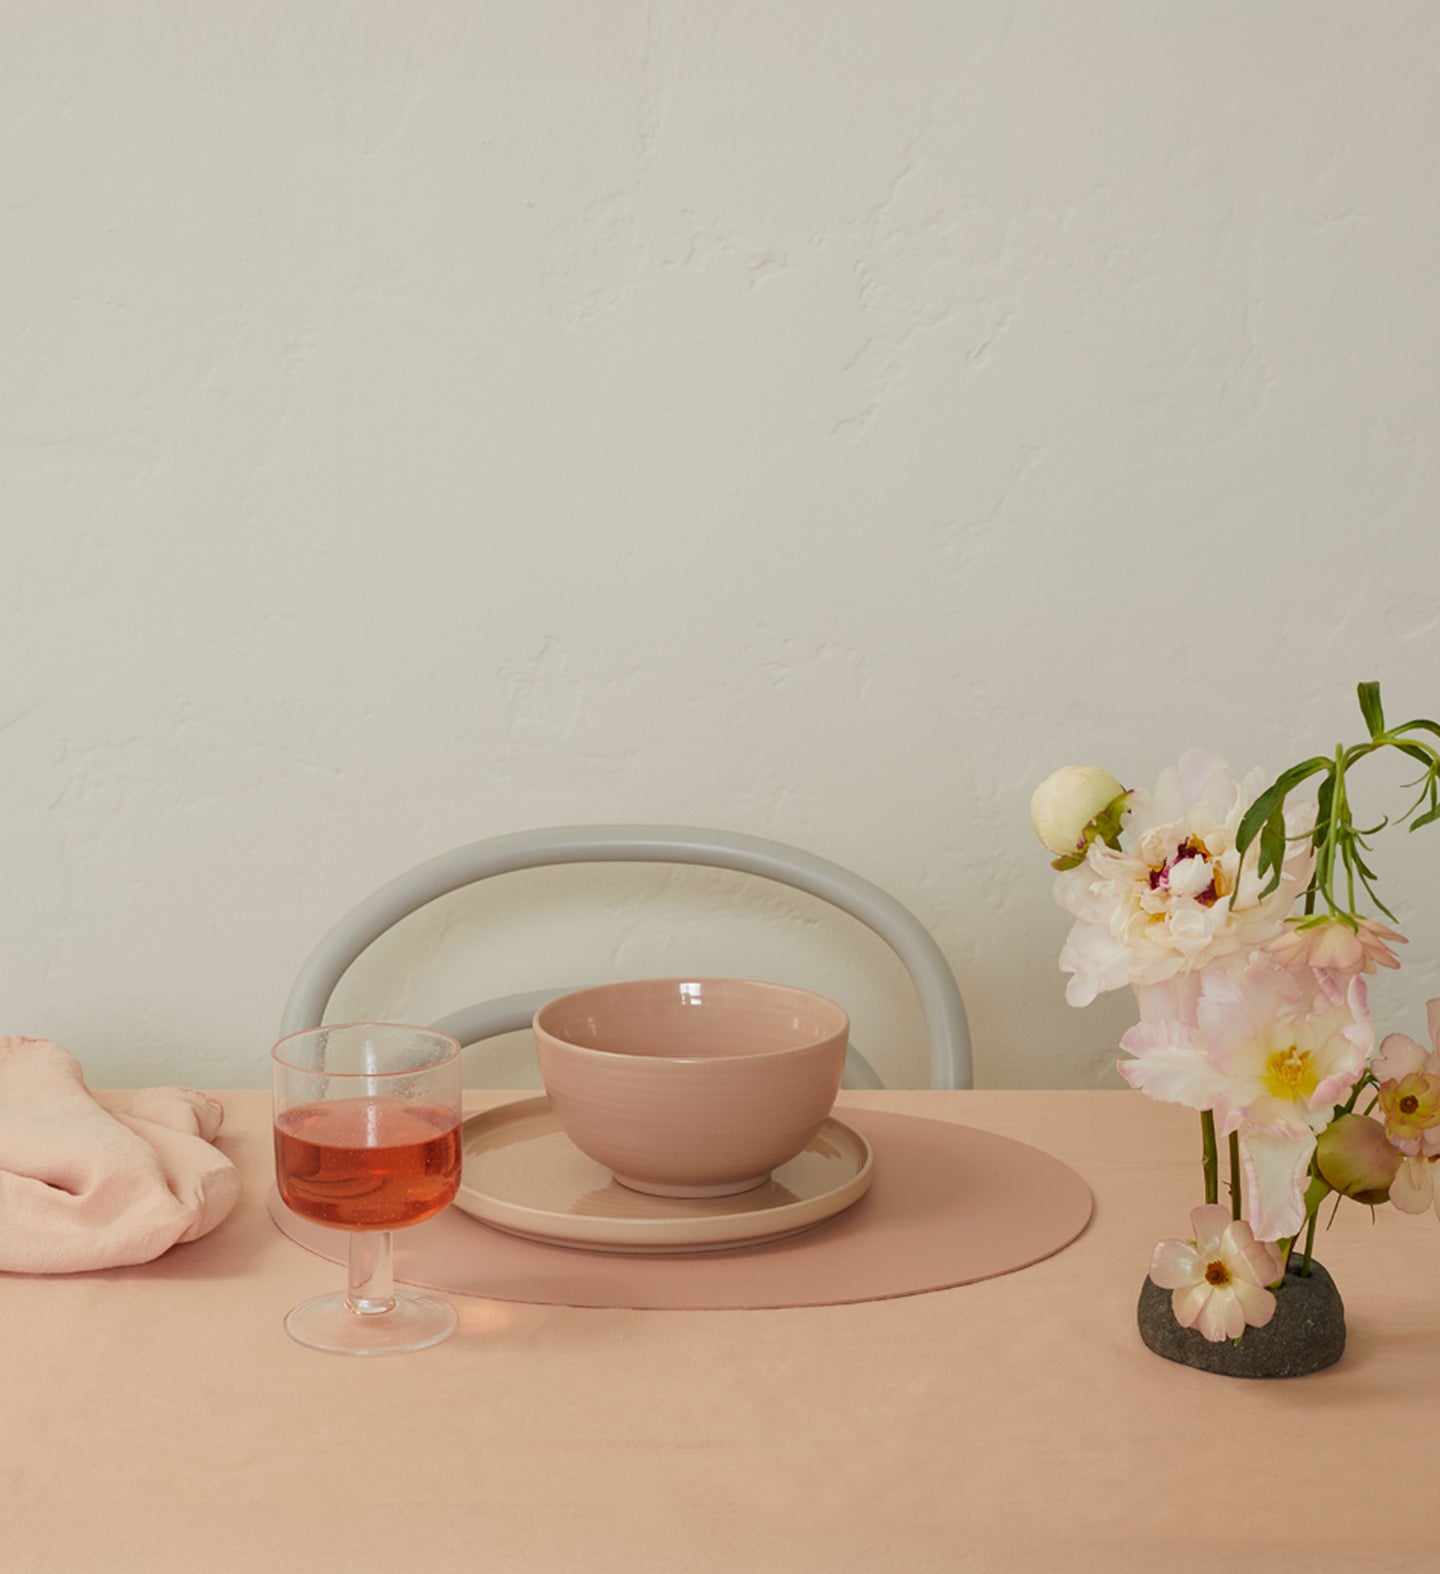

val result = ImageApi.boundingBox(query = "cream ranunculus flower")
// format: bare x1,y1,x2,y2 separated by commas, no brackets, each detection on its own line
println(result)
1371,1001,1440,1159
1030,766,1127,860
1053,749,1315,1006
1149,1205,1284,1343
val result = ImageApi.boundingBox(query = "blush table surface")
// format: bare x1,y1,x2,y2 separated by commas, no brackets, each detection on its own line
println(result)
2,1089,1435,1574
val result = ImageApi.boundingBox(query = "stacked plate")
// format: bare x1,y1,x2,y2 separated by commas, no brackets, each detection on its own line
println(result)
454,1097,874,1255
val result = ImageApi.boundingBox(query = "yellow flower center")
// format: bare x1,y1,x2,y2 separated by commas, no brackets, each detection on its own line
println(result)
1263,1045,1318,1103
1204,1261,1230,1287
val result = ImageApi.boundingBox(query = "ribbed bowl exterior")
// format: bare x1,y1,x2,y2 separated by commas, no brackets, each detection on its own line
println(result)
533,979,849,1196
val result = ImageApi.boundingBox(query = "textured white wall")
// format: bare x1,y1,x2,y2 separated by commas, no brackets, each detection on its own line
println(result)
5,3,1440,1090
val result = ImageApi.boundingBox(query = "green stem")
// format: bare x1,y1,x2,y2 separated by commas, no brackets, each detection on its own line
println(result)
1342,751,1357,913
1322,744,1347,913
1299,1208,1319,1278
1329,738,1384,918
1201,1112,1219,1207
1341,1074,1372,1116
1227,1131,1242,1220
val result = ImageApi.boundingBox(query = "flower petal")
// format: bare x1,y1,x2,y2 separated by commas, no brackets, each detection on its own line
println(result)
1218,1219,1282,1285
1133,975,1204,1029
1389,1156,1435,1215
1238,1238,1286,1288
1171,1281,1211,1331
1149,1238,1203,1289
1238,1127,1315,1240
1176,749,1236,815
1228,1277,1277,1330
1118,1024,1232,1111
1373,1033,1428,1084
1189,1205,1234,1256
1059,922,1138,1006
1195,1286,1245,1343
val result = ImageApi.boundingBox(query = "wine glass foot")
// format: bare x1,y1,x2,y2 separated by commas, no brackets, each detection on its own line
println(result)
283,1289,457,1356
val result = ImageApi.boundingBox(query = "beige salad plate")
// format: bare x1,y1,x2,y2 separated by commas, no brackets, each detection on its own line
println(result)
453,1096,874,1254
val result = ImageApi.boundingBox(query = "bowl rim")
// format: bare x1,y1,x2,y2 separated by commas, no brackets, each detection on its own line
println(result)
532,976,850,1067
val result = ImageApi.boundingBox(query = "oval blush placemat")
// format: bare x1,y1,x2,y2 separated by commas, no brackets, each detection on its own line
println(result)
268,1107,1093,1310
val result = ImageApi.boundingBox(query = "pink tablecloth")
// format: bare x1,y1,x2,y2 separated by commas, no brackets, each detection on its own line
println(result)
2,1090,1435,1573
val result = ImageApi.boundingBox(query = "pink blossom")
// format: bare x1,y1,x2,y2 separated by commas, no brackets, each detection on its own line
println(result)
1149,1205,1285,1342
1263,915,1406,974
1371,1001,1440,1159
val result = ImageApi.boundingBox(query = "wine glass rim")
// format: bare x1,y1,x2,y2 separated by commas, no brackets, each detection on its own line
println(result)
270,1021,463,1075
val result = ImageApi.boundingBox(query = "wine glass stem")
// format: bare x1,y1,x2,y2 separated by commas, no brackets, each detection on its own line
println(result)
346,1231,397,1316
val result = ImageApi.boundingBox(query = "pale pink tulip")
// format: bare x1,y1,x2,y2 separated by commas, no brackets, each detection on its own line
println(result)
1149,1205,1285,1342
1121,961,1372,1240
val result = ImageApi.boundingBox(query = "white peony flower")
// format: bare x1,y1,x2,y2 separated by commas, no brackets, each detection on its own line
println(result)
1054,749,1315,1006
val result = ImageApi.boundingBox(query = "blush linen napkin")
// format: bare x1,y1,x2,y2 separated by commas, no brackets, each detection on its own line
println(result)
0,1036,242,1273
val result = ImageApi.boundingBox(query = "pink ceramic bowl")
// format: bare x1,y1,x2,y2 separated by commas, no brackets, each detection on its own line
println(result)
532,978,849,1198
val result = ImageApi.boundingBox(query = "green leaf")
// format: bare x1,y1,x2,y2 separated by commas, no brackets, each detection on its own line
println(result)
1394,718,1440,742
1256,809,1286,899
1234,758,1330,863
1316,772,1334,827
1393,740,1438,769
1396,774,1436,822
1354,865,1399,922
1358,681,1386,739
1410,802,1440,830
1350,846,1378,880
1234,798,1278,866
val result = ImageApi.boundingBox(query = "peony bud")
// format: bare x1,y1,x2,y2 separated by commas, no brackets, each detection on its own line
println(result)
1314,1114,1403,1205
1030,766,1128,863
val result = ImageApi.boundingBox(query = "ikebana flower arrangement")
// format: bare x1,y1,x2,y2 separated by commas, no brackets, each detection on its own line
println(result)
1032,683,1440,1371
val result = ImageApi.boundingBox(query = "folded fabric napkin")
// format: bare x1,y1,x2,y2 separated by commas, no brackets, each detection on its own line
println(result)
0,1036,242,1273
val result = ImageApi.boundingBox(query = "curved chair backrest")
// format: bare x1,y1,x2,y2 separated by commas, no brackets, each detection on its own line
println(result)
279,825,973,1090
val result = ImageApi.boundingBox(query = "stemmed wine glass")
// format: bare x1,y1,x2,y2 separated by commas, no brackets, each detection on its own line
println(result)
271,1023,463,1356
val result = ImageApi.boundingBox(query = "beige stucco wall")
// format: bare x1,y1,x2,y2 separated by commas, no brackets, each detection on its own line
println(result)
5,3,1438,1088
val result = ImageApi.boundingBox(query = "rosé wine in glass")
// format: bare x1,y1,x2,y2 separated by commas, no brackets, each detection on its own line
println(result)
274,1098,461,1230
271,1024,463,1356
